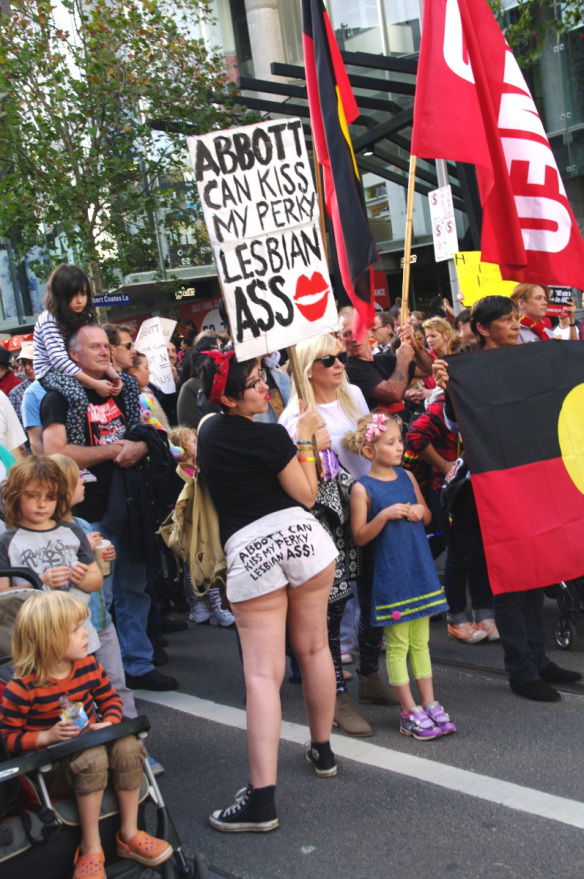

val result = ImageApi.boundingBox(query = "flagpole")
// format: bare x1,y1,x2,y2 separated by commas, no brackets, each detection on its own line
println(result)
312,133,329,265
401,153,417,326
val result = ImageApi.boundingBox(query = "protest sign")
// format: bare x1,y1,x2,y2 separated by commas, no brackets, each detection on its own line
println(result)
547,285,575,317
453,252,516,306
428,186,459,262
189,118,338,360
135,316,176,394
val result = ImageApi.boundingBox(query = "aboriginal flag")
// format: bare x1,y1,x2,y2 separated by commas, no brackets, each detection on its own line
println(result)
447,343,584,595
302,0,379,339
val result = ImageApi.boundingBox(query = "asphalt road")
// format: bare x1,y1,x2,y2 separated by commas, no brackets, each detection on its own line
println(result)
136,598,584,879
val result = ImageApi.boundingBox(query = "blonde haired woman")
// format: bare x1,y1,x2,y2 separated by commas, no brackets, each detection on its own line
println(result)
422,317,456,358
280,334,399,738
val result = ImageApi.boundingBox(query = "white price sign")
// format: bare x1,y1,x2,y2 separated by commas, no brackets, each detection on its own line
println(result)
429,185,459,263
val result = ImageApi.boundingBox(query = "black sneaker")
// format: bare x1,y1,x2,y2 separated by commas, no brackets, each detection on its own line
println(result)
209,785,279,833
510,679,561,702
539,662,582,684
125,669,179,691
305,742,337,777
152,642,168,667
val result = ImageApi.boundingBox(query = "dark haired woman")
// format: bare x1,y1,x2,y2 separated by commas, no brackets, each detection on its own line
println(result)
197,352,338,832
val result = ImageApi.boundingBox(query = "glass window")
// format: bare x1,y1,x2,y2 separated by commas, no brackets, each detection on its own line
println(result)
382,0,421,54
329,0,383,54
278,0,304,65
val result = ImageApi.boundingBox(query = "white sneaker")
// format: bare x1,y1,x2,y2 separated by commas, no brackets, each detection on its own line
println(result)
189,602,212,624
209,607,235,628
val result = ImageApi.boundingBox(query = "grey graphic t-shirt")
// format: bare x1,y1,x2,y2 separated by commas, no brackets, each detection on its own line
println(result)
0,520,100,652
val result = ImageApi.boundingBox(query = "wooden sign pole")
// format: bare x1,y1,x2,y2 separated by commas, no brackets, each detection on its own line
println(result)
286,344,321,483
401,154,417,327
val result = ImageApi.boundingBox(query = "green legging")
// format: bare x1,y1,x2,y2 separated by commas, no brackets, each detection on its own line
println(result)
385,617,432,687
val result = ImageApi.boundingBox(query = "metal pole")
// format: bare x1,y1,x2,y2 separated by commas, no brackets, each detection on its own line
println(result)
436,159,463,315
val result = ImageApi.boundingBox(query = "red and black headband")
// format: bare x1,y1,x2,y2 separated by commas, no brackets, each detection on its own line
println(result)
203,349,235,405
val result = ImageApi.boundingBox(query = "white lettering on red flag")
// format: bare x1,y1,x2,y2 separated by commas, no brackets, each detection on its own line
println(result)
412,0,584,289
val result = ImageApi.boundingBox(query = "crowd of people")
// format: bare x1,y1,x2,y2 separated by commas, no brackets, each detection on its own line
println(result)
0,265,582,861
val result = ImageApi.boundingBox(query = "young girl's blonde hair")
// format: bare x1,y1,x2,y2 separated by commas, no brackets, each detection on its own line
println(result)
12,591,89,686
168,426,197,463
1,457,70,529
282,333,364,425
49,453,80,516
343,413,404,457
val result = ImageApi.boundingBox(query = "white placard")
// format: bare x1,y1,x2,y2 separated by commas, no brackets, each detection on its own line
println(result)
429,185,459,262
134,317,176,394
189,118,338,360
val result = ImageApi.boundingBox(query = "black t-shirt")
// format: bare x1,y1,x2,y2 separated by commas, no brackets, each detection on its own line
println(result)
345,352,415,411
197,413,298,545
40,389,128,522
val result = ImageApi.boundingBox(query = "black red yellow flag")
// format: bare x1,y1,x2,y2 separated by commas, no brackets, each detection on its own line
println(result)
447,343,584,595
302,0,379,339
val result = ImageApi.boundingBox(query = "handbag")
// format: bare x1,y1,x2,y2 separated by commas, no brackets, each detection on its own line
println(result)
158,416,226,596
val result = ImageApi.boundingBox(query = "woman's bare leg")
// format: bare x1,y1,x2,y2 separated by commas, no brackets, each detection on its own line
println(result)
231,587,288,788
287,561,336,743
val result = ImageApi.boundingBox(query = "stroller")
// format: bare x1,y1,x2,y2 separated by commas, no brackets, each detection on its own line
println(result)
0,569,208,879
544,575,584,651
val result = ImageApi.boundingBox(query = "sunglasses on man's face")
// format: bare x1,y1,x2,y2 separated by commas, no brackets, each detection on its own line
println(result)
116,342,134,350
314,351,348,368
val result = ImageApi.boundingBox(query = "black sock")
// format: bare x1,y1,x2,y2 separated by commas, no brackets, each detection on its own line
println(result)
311,740,333,758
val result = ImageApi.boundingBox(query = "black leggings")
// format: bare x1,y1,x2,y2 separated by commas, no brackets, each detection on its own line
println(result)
327,594,351,694
357,546,383,676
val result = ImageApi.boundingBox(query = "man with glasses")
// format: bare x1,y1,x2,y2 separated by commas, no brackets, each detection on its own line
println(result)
371,311,396,355
104,324,136,373
338,307,433,416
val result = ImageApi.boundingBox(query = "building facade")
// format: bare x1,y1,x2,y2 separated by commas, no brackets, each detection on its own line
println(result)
0,0,581,334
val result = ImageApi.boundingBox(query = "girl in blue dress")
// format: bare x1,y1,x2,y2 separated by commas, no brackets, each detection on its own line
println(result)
345,413,456,741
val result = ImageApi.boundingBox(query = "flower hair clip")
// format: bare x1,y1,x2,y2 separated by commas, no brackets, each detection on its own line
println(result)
365,413,388,444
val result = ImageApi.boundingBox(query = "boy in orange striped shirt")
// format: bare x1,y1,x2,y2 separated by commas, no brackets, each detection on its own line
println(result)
0,591,172,879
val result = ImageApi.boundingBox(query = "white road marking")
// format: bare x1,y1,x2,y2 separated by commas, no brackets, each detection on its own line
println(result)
136,690,584,829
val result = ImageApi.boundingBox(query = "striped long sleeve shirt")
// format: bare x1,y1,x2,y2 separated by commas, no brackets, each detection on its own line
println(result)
33,310,82,379
0,656,123,755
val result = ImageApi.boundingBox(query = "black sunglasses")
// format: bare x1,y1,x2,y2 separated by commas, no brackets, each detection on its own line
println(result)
314,352,348,368
115,341,133,350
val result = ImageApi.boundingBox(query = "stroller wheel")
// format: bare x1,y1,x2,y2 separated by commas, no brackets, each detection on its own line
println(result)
193,852,209,879
553,617,578,651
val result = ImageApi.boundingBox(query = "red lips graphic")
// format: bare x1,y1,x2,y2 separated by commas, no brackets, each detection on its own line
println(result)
294,272,330,323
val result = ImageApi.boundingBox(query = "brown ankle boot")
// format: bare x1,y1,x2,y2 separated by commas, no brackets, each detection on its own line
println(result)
357,671,400,706
333,692,373,737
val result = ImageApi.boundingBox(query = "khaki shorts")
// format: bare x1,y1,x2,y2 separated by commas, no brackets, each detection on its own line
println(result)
224,509,338,603
46,734,147,796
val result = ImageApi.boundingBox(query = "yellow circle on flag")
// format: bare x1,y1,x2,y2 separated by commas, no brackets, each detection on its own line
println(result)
558,384,584,494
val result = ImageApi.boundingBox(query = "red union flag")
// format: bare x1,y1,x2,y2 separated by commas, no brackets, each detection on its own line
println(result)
412,0,584,289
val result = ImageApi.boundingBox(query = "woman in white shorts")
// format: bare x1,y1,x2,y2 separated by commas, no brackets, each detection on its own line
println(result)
197,351,338,833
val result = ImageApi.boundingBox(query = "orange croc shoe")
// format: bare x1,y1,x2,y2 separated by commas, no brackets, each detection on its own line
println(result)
73,846,105,879
115,830,173,867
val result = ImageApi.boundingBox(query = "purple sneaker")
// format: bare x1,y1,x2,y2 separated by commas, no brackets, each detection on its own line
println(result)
399,706,442,740
425,702,457,735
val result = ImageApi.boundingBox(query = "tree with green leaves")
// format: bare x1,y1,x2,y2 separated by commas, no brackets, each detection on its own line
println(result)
0,0,248,294
488,0,584,67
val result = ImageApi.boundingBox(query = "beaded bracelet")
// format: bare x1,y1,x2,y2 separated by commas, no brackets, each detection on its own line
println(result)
296,440,312,445
298,456,316,463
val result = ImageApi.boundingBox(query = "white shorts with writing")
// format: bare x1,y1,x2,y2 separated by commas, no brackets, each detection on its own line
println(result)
224,508,338,604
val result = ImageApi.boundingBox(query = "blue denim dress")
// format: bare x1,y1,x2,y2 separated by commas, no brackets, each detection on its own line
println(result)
358,467,449,627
